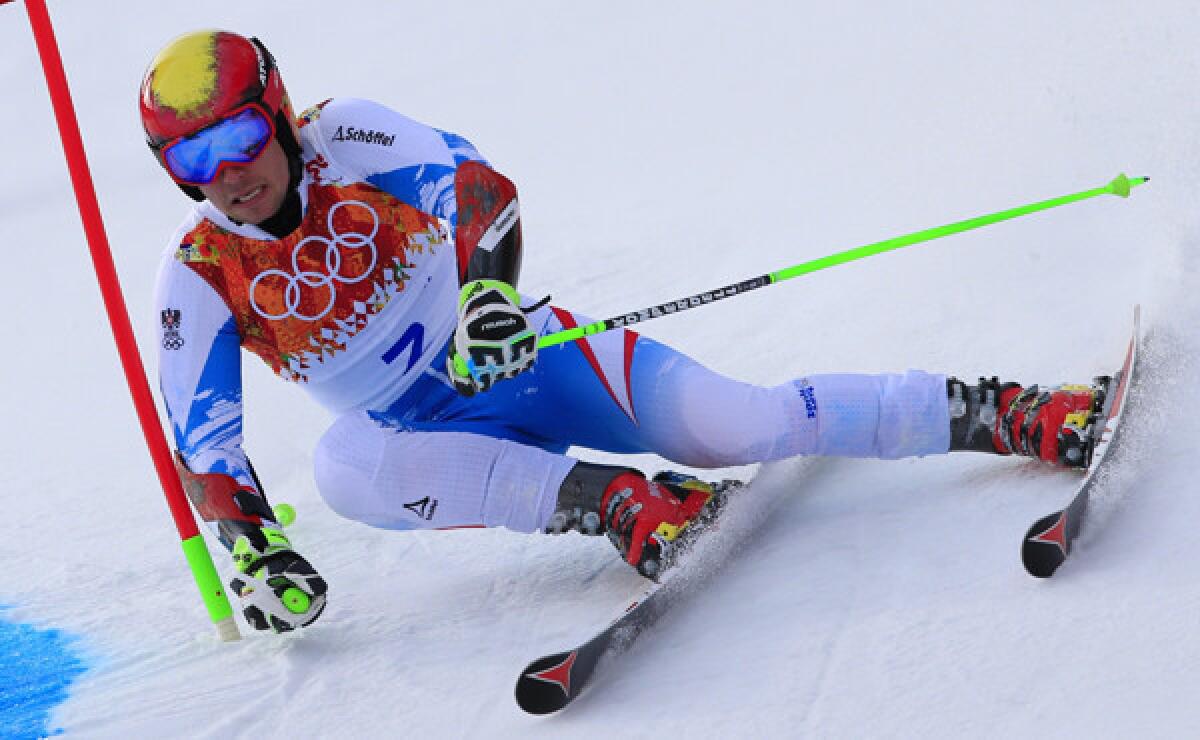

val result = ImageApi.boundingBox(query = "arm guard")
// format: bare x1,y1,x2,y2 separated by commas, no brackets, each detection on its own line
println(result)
454,161,523,286
175,452,278,551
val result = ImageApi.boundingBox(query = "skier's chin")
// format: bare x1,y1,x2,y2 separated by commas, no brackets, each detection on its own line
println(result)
221,185,284,225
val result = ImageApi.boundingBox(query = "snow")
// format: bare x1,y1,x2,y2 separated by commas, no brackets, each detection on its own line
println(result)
1,0,1198,737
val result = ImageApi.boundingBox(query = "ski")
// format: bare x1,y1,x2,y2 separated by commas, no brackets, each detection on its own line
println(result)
1021,306,1141,578
514,578,670,714
515,479,743,714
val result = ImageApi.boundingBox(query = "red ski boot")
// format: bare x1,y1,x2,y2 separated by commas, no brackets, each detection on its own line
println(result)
948,377,1106,468
599,471,719,579
547,463,737,578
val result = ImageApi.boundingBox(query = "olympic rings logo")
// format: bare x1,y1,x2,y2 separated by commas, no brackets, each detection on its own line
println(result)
249,200,380,322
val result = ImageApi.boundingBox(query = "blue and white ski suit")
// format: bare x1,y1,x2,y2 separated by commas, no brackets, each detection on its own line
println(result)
154,97,950,536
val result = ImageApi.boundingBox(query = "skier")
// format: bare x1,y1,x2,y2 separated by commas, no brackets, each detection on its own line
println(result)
142,30,1103,633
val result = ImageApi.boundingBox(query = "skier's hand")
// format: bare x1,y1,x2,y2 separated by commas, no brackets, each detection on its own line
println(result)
229,526,327,633
446,279,538,396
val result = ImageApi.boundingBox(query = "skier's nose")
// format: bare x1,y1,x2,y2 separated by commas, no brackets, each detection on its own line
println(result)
220,163,249,186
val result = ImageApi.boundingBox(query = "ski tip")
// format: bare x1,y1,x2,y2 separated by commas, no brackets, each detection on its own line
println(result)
515,650,580,715
1022,511,1070,578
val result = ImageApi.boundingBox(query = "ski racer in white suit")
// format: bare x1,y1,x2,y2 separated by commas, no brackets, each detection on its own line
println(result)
142,30,1100,633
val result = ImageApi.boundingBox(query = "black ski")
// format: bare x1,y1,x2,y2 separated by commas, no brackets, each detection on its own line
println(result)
515,479,742,714
1021,306,1141,578
515,578,673,714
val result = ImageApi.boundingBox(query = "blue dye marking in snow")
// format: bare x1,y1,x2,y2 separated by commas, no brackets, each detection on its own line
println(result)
0,607,86,740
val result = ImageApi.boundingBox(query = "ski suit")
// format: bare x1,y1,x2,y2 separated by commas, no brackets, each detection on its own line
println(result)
154,97,951,541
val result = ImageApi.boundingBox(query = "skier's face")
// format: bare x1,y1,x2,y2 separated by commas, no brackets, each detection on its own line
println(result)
197,138,291,225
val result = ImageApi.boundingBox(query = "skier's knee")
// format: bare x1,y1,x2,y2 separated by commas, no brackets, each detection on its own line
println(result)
312,439,373,523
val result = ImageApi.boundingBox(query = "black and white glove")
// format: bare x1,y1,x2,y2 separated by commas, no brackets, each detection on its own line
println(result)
446,279,540,396
229,526,327,633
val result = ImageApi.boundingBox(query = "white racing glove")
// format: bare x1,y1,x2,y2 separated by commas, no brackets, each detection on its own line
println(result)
446,279,540,396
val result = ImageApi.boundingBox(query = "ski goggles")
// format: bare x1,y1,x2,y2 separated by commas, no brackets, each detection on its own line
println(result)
158,103,276,186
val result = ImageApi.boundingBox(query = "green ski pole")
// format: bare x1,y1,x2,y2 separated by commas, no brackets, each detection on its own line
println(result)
538,173,1147,349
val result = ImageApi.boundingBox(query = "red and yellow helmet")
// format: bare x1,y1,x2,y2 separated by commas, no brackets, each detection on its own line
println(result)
139,30,301,199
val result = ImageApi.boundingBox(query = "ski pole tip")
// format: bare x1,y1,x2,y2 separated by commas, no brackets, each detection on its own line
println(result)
215,615,242,642
1107,172,1149,198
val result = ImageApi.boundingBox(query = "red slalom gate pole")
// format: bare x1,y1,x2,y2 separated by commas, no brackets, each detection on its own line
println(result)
18,0,240,641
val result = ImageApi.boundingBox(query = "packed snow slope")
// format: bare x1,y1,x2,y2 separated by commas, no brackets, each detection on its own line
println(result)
2,1,1199,737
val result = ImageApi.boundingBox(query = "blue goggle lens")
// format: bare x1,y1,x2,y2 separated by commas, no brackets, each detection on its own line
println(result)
162,106,274,185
